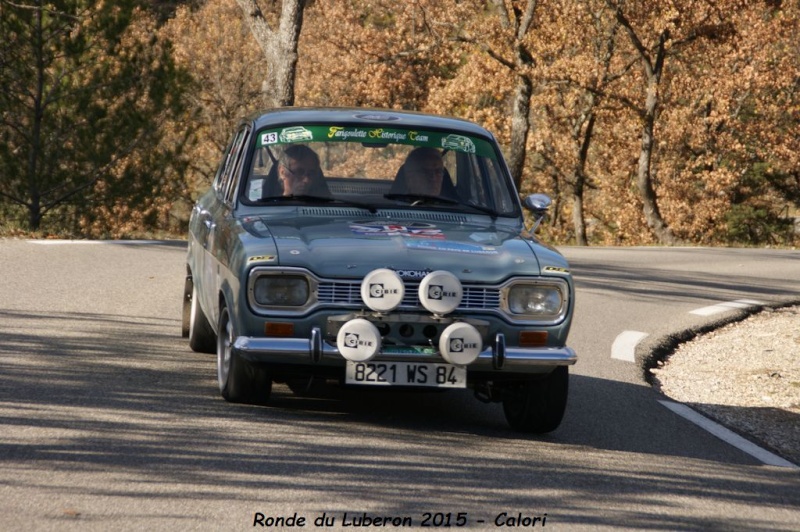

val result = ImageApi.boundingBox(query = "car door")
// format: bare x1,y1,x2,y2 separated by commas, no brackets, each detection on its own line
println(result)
199,125,250,329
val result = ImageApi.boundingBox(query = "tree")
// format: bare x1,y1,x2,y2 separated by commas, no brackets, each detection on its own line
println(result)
297,0,474,110
123,0,797,246
465,0,540,191
605,0,742,245
159,0,270,200
0,0,189,233
493,0,538,191
523,1,622,246
714,1,799,245
611,2,677,244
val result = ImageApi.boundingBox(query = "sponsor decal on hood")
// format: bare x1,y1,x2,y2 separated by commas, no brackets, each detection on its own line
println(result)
405,240,499,255
350,221,444,239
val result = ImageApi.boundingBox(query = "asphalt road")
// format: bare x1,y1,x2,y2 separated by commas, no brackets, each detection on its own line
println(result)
1,240,798,531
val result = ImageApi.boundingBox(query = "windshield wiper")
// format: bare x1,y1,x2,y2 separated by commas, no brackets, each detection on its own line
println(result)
384,193,460,206
259,194,331,204
385,193,498,218
259,194,377,213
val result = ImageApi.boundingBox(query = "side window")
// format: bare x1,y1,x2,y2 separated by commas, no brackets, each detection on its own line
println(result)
217,127,250,205
247,147,275,201
442,150,457,186
455,152,516,215
455,152,486,206
484,160,515,214
212,135,237,191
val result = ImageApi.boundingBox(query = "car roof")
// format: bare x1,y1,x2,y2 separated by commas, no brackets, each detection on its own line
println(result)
245,107,496,140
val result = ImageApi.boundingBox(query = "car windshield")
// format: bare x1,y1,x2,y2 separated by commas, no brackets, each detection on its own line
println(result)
241,124,519,217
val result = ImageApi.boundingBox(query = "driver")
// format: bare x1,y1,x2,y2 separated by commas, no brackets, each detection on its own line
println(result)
390,147,457,199
277,145,331,197
402,147,445,196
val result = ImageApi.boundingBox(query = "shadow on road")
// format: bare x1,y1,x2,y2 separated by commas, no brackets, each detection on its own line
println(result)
0,308,798,530
569,258,800,305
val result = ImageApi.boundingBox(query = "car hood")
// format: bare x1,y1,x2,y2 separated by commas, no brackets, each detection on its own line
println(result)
240,212,568,282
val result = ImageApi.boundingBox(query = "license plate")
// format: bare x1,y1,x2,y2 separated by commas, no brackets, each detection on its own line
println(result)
345,361,466,388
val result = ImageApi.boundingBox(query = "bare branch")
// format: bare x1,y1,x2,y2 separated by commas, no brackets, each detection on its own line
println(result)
517,0,538,41
611,2,654,76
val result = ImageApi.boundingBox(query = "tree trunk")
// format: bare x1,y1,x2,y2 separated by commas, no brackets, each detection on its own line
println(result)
637,75,678,245
614,7,679,246
508,75,532,192
27,3,45,232
236,0,306,108
571,111,596,246
487,0,538,192
29,199,42,231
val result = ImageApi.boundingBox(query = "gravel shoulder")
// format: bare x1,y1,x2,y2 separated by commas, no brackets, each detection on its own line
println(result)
650,305,800,466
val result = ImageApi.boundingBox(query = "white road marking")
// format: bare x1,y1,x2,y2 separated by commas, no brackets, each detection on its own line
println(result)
659,400,799,469
28,239,179,246
611,331,649,362
690,299,764,316
28,240,103,245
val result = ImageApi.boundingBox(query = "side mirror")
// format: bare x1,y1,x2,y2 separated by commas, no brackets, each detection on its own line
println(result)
523,194,552,232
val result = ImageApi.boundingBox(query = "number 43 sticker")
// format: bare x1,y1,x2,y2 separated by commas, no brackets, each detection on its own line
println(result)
261,132,278,145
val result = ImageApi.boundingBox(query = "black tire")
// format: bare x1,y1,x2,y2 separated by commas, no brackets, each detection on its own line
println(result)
217,305,272,405
501,366,569,434
187,277,216,353
181,276,192,337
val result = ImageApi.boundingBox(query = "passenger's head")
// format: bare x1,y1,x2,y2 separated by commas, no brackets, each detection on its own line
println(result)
277,145,322,195
403,147,445,196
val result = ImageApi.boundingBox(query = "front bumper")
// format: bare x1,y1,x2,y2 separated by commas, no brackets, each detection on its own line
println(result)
233,328,577,375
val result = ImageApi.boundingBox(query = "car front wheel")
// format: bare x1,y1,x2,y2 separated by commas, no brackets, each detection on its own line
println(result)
501,366,568,434
186,277,216,353
217,305,272,405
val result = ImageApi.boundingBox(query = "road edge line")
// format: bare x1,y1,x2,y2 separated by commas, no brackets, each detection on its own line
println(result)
658,399,799,469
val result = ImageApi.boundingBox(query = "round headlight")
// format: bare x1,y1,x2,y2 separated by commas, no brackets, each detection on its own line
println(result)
253,276,310,307
507,285,563,316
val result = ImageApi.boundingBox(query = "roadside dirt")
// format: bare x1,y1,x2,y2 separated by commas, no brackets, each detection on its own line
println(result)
650,305,800,466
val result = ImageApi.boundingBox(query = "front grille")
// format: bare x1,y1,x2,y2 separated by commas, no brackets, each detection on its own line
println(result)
317,279,501,310
317,281,361,304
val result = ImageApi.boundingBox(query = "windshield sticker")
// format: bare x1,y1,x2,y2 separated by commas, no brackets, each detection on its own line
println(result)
441,134,476,153
350,223,444,239
257,125,495,158
406,240,499,255
279,126,313,143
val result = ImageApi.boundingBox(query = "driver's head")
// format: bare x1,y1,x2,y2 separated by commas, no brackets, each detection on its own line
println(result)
403,147,444,196
277,145,321,195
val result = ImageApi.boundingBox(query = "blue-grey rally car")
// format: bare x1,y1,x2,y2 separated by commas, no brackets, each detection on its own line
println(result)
182,107,577,433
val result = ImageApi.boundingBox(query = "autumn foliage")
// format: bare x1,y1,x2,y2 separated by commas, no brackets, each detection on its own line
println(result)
1,0,797,246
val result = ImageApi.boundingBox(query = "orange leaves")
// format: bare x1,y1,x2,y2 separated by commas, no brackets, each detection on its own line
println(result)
142,0,798,245
157,0,271,196
296,0,478,110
